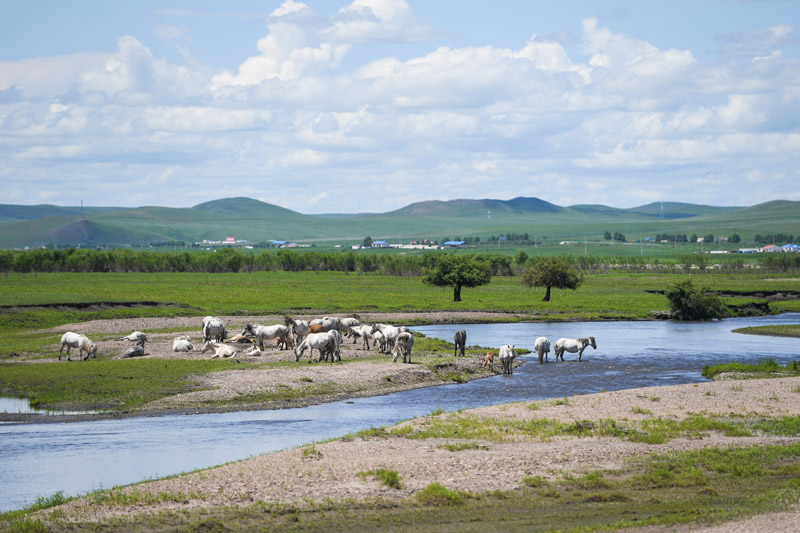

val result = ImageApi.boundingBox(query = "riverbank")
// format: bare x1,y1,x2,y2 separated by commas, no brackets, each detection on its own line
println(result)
2,313,517,424
17,375,800,531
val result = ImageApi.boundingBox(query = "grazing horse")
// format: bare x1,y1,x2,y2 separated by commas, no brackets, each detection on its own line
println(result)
533,337,551,363
391,331,414,363
295,332,333,363
59,332,97,361
453,329,467,357
554,336,596,362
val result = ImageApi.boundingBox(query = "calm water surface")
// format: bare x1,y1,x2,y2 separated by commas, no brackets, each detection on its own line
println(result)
1,314,798,512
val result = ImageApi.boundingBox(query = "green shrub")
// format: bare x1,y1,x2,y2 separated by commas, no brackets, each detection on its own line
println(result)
665,279,727,320
415,483,467,506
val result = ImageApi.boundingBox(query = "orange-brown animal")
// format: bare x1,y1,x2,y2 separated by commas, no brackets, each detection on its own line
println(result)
481,351,495,370
308,324,326,334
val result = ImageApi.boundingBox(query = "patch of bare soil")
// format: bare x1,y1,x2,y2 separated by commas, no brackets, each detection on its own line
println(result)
46,376,800,531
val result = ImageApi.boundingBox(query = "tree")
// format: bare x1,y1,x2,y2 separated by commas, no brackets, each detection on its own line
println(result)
362,236,373,248
604,231,612,240
665,279,726,320
422,254,491,302
521,257,583,302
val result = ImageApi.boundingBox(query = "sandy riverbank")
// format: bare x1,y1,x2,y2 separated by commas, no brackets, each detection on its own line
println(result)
24,375,800,531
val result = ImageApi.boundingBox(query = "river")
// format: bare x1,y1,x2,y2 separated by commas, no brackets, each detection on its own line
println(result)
1,314,798,512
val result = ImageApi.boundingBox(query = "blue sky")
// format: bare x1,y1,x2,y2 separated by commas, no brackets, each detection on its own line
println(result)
1,0,798,213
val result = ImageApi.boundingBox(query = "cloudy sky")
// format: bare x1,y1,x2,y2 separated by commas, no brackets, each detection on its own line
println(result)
1,1,799,213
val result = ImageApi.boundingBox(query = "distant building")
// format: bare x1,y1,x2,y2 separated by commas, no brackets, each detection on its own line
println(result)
782,244,799,253
442,240,465,246
762,244,781,253
372,240,390,248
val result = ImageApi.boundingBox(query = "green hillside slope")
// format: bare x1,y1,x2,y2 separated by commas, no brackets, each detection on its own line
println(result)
0,197,796,248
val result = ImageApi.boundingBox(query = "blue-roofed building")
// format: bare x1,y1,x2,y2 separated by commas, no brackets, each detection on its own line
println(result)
442,240,465,246
782,244,799,252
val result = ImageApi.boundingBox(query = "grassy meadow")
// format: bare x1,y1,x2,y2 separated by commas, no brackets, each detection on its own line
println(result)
2,268,800,530
1,268,797,411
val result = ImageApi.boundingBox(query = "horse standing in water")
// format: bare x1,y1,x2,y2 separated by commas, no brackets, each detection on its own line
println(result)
554,337,596,361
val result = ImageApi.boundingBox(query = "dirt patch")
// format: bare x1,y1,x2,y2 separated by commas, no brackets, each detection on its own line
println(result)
45,376,800,531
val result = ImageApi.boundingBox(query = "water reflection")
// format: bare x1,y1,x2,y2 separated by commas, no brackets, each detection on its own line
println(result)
0,397,102,417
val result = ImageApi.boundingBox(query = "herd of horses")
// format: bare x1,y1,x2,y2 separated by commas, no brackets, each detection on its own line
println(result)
58,317,597,372
451,328,597,375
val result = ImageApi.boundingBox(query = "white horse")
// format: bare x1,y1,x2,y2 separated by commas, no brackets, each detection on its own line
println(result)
554,336,596,362
118,331,147,342
59,332,97,361
172,338,194,352
200,341,237,358
498,344,516,374
338,317,360,338
351,324,375,350
392,331,414,363
370,324,401,353
321,330,343,362
284,316,310,346
295,332,333,363
241,323,291,351
533,337,551,363
202,316,228,343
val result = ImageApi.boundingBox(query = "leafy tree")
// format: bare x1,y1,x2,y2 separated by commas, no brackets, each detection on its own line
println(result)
613,231,626,242
515,250,529,266
362,236,373,248
729,233,741,244
521,257,583,302
604,231,612,240
704,234,714,243
665,279,727,320
422,254,491,302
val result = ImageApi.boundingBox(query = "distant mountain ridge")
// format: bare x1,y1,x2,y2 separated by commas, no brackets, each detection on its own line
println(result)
0,196,795,248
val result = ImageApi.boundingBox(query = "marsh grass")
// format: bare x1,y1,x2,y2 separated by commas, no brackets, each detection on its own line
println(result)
733,325,800,338
702,359,800,379
358,469,402,489
387,412,794,444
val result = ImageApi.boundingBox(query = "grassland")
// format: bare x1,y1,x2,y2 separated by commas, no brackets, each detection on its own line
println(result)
2,268,800,531
1,269,798,414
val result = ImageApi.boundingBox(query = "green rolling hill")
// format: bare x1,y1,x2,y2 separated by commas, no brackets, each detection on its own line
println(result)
0,196,796,248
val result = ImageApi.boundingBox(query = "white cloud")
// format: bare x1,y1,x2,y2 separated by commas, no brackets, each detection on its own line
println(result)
1,5,799,212
322,0,435,42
